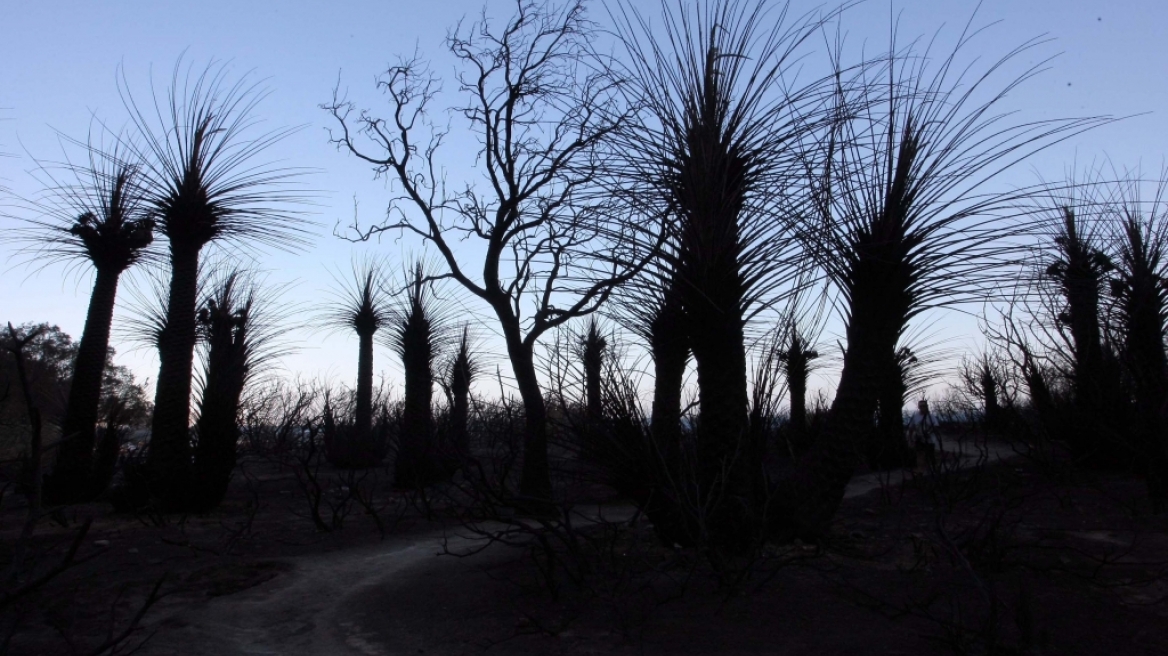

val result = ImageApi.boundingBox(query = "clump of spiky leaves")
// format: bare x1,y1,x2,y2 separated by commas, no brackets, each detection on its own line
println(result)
189,268,289,511
579,317,609,423
612,0,837,553
1104,174,1168,508
771,20,1109,540
121,58,309,508
777,324,820,454
442,326,479,456
320,257,394,468
15,134,157,503
1040,200,1130,466
390,261,451,488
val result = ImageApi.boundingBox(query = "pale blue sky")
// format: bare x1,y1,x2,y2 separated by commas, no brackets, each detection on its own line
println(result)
2,0,1166,398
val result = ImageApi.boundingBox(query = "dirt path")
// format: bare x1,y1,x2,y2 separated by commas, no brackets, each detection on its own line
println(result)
138,438,1018,655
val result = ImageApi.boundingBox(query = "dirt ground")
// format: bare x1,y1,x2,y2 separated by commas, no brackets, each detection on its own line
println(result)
5,439,1168,655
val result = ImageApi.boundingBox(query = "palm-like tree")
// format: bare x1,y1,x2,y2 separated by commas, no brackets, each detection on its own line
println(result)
17,137,155,504
442,325,478,456
190,269,287,511
321,258,393,467
122,61,308,507
389,261,448,487
613,0,832,550
773,24,1107,539
1105,176,1168,508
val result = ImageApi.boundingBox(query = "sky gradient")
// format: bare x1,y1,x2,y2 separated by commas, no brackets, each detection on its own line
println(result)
2,0,1166,399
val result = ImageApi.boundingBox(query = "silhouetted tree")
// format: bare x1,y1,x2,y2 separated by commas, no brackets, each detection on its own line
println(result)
1107,176,1168,508
189,270,277,511
123,60,307,509
15,137,154,503
442,326,478,455
772,24,1106,540
321,259,393,467
611,0,833,550
391,262,446,487
324,0,655,508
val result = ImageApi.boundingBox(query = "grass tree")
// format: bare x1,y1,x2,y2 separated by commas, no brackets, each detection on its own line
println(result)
442,326,479,456
1106,175,1168,508
122,60,308,508
15,137,155,504
579,317,608,424
771,24,1108,540
189,269,285,511
1040,199,1129,464
321,258,393,467
390,261,448,487
779,324,819,449
612,0,832,549
324,0,657,508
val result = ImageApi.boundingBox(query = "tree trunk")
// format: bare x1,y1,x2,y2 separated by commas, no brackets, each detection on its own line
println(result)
868,352,913,471
147,244,200,509
355,328,375,449
448,334,472,455
502,319,553,509
395,318,435,488
645,300,690,546
649,302,687,459
688,309,753,550
47,266,121,503
770,295,902,541
190,311,247,511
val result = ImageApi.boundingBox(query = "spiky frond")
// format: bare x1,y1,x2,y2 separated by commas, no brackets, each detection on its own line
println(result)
320,257,394,339
610,0,836,319
385,259,453,364
119,58,312,254
805,19,1112,322
193,266,296,398
10,130,156,278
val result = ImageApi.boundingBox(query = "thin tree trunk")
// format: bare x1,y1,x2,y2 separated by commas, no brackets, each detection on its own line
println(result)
48,267,121,503
147,245,200,509
450,369,470,454
354,328,375,454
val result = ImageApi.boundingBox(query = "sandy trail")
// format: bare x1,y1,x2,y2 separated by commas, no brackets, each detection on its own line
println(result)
139,436,1015,655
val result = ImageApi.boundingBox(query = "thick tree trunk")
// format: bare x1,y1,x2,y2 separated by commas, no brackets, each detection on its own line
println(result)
395,323,435,488
868,352,913,471
1123,275,1168,510
147,244,200,509
688,309,753,550
47,266,121,503
503,320,553,509
190,314,247,512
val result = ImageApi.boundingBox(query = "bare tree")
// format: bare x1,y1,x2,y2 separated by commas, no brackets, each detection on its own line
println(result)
324,0,656,507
